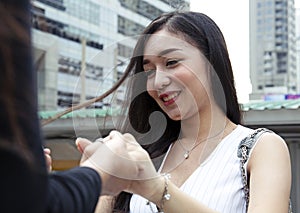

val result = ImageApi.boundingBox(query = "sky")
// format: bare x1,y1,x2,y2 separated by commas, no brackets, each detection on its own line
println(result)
190,0,300,103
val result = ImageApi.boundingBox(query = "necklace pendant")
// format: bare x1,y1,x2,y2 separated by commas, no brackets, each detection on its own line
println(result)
184,151,189,159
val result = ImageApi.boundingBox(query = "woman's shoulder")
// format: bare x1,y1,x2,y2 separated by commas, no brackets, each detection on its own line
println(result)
247,128,290,170
237,126,288,158
235,124,253,134
238,126,287,150
252,130,288,155
226,124,253,143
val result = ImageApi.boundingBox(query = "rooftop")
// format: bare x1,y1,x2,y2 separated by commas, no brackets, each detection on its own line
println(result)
39,99,300,120
241,99,300,111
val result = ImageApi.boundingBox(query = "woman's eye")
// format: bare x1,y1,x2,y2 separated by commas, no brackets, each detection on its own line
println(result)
144,69,156,78
166,60,179,67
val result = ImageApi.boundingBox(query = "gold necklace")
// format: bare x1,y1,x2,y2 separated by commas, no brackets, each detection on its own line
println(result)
178,125,227,159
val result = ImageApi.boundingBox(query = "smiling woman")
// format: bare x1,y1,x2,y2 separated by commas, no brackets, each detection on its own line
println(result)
95,11,292,213
143,32,212,121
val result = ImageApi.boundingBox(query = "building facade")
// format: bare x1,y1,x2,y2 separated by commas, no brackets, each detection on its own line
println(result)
297,8,300,93
31,0,190,110
249,0,297,100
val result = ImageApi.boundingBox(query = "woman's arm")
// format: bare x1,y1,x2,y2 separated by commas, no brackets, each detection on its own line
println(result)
136,176,218,213
247,133,291,212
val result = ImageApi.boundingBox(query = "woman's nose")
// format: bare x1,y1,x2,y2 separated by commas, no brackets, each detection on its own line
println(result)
154,70,171,90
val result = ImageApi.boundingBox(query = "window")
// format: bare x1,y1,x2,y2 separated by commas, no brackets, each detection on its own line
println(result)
118,16,144,36
36,0,66,11
158,0,189,9
32,12,103,50
58,56,103,80
64,0,100,25
118,43,133,58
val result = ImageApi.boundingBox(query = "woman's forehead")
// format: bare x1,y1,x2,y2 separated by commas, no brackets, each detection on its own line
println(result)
143,30,193,56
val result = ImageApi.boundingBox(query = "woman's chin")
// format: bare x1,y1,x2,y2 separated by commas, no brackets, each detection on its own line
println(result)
166,111,182,121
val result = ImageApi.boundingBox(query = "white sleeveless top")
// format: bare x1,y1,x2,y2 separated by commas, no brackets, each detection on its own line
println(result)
130,125,254,213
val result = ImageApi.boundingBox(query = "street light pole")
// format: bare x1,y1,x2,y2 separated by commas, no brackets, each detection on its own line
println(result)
80,37,86,105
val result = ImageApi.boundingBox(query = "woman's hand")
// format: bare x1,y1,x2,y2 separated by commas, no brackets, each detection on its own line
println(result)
76,131,160,196
44,148,52,172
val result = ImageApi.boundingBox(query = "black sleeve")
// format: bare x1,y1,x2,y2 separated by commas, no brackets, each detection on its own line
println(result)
0,148,48,213
47,167,102,213
0,150,102,213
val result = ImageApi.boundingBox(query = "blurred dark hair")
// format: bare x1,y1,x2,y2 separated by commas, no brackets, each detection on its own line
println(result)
0,1,42,167
113,11,241,212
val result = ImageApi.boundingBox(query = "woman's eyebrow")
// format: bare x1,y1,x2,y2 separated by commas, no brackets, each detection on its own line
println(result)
143,48,182,65
158,48,182,57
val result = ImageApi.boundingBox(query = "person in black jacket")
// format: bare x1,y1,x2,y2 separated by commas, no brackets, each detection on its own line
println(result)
0,0,150,212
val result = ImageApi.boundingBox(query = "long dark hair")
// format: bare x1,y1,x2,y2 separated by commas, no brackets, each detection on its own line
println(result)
113,11,241,212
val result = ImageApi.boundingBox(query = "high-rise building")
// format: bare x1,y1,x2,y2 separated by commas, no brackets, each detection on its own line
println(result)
31,0,190,110
249,0,297,100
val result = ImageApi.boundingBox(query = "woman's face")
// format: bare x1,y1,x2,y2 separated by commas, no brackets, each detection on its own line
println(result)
143,29,214,121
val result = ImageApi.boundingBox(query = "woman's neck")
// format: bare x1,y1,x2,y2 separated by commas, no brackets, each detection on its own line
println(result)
179,105,230,144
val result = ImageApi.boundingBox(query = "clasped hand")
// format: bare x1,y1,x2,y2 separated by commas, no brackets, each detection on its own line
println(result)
76,131,163,199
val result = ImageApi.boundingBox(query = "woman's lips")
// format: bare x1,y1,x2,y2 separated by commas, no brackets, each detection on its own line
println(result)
159,91,180,106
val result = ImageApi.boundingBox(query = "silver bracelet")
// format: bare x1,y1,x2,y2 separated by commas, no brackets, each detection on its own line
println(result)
159,173,171,212
146,173,171,213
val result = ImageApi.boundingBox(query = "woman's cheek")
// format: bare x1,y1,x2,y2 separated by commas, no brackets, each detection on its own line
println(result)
147,90,157,100
146,80,155,97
